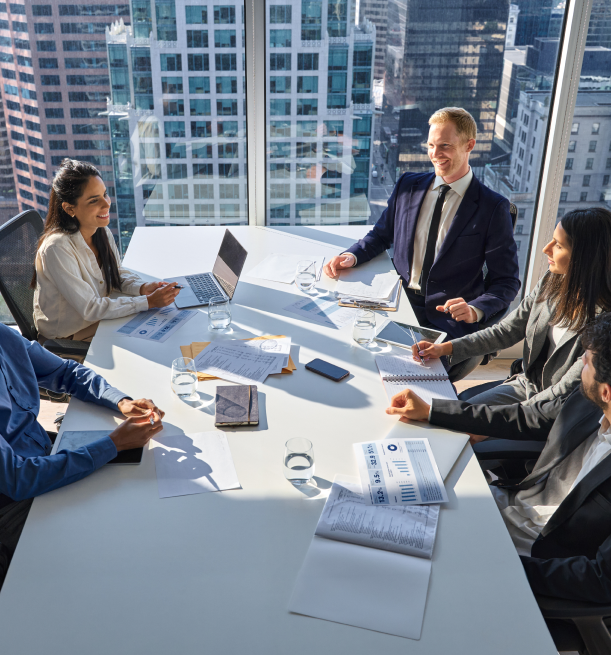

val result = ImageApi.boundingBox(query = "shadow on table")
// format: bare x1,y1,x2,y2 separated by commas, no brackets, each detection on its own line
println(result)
149,433,219,489
259,226,357,251
289,475,333,500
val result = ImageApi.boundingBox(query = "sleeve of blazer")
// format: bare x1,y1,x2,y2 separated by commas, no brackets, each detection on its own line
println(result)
467,197,521,322
429,394,564,440
521,357,584,406
344,174,406,265
449,281,541,365
521,536,611,603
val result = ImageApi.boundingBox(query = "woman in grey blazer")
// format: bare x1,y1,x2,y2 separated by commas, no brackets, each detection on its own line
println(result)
413,207,611,405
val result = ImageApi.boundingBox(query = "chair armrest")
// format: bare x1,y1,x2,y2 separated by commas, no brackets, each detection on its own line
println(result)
472,440,545,460
43,339,90,358
536,594,611,619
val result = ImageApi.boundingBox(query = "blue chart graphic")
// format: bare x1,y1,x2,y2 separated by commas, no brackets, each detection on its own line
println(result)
399,483,416,501
393,459,410,475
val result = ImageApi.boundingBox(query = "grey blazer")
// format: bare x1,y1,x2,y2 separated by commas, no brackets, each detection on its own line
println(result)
450,278,584,405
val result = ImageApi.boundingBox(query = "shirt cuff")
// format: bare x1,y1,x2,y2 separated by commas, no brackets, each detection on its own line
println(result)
134,295,150,313
468,305,484,322
340,252,357,266
84,435,118,468
99,386,132,411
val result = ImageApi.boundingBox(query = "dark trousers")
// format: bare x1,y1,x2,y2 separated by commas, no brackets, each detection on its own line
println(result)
0,498,33,590
404,287,439,331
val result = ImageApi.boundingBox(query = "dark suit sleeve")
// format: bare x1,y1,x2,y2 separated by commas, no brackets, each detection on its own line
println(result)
429,395,565,440
468,198,521,322
521,538,611,603
344,174,406,265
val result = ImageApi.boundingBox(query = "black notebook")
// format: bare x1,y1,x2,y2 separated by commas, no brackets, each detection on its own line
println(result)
215,385,259,427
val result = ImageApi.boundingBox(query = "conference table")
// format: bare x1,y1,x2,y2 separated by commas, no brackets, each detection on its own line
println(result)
0,226,556,654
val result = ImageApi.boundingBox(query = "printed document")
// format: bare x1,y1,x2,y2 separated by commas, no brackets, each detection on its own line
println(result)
284,296,355,329
151,431,241,499
193,341,285,385
116,305,196,343
233,336,291,372
354,438,448,506
335,267,399,301
288,477,435,640
246,254,326,284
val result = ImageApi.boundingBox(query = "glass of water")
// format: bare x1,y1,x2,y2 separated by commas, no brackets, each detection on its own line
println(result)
284,437,315,486
353,309,376,346
295,260,316,294
208,296,231,331
171,357,198,399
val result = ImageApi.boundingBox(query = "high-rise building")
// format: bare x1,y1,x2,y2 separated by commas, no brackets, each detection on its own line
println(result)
383,0,509,180
513,0,553,47
266,0,376,225
105,0,249,249
0,1,129,244
358,0,387,80
0,102,18,225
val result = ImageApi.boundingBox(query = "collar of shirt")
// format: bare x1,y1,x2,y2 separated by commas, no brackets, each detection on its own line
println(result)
431,166,473,198
598,416,611,445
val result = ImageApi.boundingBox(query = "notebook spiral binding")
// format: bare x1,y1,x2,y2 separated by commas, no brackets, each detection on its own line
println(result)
382,374,449,382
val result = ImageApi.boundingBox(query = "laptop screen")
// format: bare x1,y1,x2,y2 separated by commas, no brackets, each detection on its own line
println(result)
212,229,248,299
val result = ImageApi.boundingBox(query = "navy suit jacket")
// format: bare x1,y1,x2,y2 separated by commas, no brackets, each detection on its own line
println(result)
345,172,521,339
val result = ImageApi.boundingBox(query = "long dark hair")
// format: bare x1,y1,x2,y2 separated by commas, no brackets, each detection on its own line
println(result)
31,158,121,293
538,207,611,330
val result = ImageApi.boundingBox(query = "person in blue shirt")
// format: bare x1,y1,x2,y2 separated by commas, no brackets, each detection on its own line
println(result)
0,323,164,586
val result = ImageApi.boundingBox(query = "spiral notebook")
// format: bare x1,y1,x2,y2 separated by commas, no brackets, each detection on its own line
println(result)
375,354,457,404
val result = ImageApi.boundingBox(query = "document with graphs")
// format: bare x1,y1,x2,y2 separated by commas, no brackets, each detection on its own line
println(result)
116,305,196,343
289,477,435,640
354,437,448,507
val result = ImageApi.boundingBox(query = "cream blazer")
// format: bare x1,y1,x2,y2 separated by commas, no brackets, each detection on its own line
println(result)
34,227,150,339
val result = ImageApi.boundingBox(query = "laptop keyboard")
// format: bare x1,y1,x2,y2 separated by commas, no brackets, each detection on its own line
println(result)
185,274,223,303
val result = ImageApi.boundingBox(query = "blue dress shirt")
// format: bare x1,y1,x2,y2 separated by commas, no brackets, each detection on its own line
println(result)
0,324,127,503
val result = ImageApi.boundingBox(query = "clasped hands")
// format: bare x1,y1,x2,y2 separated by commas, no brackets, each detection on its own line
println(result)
109,398,166,451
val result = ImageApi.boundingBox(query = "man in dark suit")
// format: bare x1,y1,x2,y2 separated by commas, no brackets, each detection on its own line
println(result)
323,107,520,340
386,312,611,603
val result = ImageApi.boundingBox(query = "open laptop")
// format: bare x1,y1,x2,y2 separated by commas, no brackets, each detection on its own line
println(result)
168,229,248,308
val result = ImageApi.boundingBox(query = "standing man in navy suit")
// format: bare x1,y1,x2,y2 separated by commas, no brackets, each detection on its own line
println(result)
323,107,520,341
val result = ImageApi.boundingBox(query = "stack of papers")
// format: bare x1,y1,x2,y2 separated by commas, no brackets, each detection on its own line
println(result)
246,254,327,284
335,265,401,309
180,335,296,381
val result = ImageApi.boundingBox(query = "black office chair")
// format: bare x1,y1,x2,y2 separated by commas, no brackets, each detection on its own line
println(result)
0,210,90,400
474,442,611,655
448,203,520,382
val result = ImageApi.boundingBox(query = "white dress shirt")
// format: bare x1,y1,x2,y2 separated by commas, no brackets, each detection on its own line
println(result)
34,227,150,339
492,417,611,556
547,323,569,358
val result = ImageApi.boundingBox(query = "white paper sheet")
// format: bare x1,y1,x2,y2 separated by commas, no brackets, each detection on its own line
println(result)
116,305,196,343
315,479,439,557
284,296,356,329
193,341,285,385
338,279,401,309
354,438,448,506
335,267,400,301
246,254,326,284
233,336,291,372
288,477,433,640
375,354,457,404
151,431,241,498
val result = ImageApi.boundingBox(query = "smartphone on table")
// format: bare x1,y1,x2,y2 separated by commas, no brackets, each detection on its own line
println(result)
305,358,350,382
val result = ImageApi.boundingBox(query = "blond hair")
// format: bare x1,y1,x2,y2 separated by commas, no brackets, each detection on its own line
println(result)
429,107,477,142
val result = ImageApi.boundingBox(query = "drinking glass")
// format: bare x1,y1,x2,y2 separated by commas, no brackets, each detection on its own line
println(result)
295,260,316,293
353,309,376,346
284,437,315,485
208,296,232,331
171,357,198,399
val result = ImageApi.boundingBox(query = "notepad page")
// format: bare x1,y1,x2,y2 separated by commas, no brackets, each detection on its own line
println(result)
375,355,456,404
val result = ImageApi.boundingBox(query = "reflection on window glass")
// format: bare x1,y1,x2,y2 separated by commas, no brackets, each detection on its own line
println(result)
107,2,247,247
265,0,569,284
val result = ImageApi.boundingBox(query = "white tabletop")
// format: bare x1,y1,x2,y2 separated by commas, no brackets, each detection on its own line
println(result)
0,226,555,654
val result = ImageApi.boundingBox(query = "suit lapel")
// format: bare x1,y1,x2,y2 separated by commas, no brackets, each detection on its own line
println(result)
434,175,479,262
541,452,611,538
405,173,434,266
525,301,551,369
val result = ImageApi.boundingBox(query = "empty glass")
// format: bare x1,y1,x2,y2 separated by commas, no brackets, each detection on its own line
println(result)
295,260,316,293
284,437,315,485
208,296,231,331
353,309,376,346
171,357,198,399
